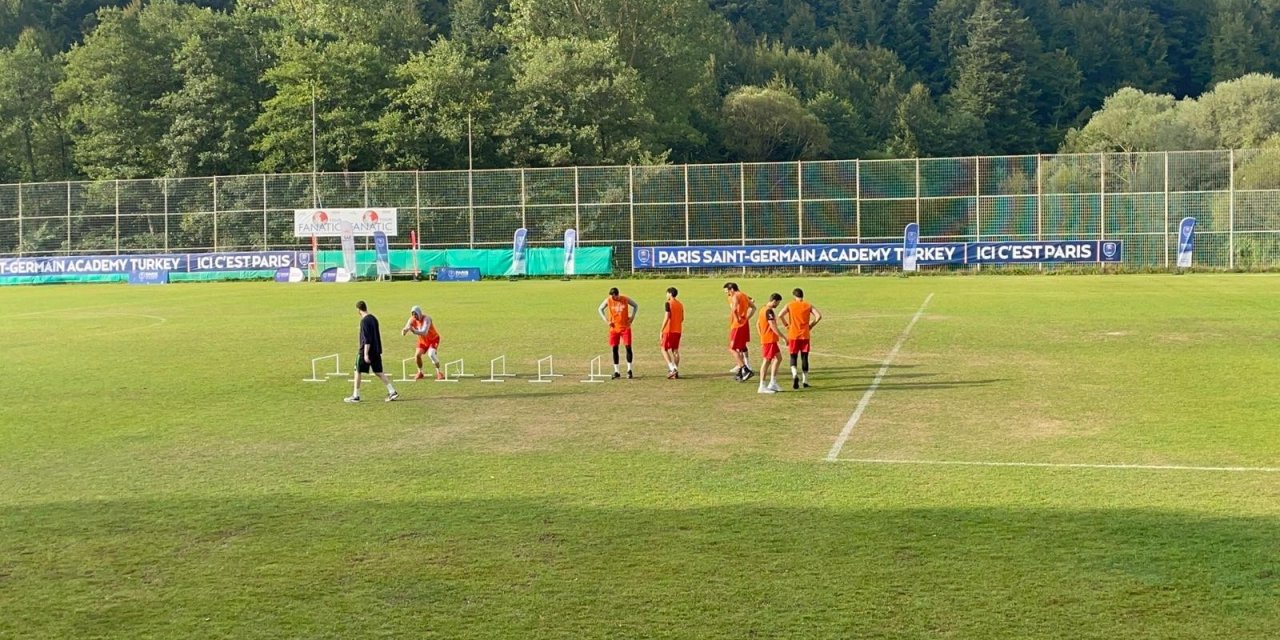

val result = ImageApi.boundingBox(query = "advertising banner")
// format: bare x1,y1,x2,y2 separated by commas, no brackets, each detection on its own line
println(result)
293,208,398,237
374,231,391,278
1176,217,1197,268
0,251,311,277
903,223,920,272
633,240,1123,269
564,228,577,276
510,227,528,276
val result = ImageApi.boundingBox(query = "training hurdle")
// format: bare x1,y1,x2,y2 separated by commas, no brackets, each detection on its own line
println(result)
437,359,464,382
581,356,612,383
530,355,565,383
304,354,343,382
481,355,517,383
395,357,418,382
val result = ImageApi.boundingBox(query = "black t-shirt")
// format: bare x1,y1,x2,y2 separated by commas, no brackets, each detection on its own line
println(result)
359,314,382,355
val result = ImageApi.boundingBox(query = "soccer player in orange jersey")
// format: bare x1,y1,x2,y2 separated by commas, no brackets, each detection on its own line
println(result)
779,287,823,389
401,305,443,380
598,287,639,378
660,287,684,379
756,293,787,394
723,282,757,382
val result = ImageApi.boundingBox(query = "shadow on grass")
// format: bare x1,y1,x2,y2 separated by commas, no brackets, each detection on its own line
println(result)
2,495,1277,638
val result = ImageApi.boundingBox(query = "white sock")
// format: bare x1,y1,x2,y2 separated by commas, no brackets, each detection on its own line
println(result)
790,365,798,378
386,383,395,393
801,372,808,383
614,364,620,373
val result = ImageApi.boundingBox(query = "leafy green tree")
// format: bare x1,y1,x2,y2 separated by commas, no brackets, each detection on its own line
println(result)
0,29,71,180
720,82,830,161
497,36,654,166
1059,87,1190,153
252,37,395,173
1207,3,1268,84
375,37,500,169
945,0,1038,155
58,1,204,179
1182,73,1280,150
158,12,270,177
888,82,947,157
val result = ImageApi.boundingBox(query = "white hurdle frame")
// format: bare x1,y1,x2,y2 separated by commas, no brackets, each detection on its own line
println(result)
581,355,612,383
482,355,517,383
529,355,564,383
395,356,418,382
304,354,342,382
437,359,464,382
453,358,476,378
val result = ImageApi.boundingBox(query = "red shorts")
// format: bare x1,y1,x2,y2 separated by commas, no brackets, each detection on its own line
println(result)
418,337,440,351
729,325,750,351
761,342,780,360
661,332,681,350
788,338,810,355
609,327,633,347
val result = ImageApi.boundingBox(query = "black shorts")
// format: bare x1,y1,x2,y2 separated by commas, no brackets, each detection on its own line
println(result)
356,352,383,374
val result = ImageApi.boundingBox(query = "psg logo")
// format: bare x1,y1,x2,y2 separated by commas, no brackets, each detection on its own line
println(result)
636,248,653,267
1102,242,1118,259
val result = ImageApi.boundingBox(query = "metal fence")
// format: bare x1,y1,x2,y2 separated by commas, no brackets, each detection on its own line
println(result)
2,149,1279,271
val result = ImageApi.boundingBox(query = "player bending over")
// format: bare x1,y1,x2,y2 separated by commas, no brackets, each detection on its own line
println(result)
599,287,639,379
402,305,443,380
779,288,822,389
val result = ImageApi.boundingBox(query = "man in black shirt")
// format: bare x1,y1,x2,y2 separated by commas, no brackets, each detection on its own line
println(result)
346,300,399,403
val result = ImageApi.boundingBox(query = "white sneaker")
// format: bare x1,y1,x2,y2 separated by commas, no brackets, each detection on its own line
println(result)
343,396,361,403
385,391,399,402
768,381,782,392
757,386,775,394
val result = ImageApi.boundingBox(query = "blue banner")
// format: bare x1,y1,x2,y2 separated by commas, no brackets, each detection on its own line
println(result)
0,251,311,277
1176,217,1196,268
436,267,481,281
564,228,577,276
903,223,920,272
633,241,1123,269
374,231,391,277
128,270,169,285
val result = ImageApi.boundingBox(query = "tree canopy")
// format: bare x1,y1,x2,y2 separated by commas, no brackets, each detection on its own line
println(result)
2,0,1280,181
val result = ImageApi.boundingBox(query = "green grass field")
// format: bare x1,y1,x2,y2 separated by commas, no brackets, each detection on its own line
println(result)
2,274,1278,639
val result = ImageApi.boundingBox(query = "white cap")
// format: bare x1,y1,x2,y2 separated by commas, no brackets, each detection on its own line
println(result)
410,305,422,315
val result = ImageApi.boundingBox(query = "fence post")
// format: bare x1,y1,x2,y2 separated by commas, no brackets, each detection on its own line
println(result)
1163,151,1170,268
520,168,527,230
212,176,219,252
1037,154,1044,272
684,164,691,276
914,156,921,227
164,178,170,253
974,156,981,272
468,163,475,249
1098,152,1105,266
66,181,71,253
414,170,422,253
739,162,746,276
628,165,635,274
262,174,269,250
855,158,861,274
797,160,804,275
16,182,22,256
114,179,121,255
1229,148,1236,269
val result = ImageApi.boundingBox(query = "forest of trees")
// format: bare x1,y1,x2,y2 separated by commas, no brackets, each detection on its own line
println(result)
3,0,1280,183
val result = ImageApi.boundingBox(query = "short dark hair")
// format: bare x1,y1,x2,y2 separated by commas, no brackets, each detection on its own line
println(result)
792,288,804,298
355,300,368,312
667,287,678,297
770,292,782,302
608,287,619,295
723,282,738,291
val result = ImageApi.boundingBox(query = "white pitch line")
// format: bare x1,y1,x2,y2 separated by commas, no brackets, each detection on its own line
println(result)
835,458,1280,473
826,293,933,462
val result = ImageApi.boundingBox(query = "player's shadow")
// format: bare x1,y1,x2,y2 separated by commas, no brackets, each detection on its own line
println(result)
804,374,1003,392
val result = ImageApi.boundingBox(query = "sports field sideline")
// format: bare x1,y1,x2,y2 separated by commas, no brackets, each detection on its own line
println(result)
2,274,1278,638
